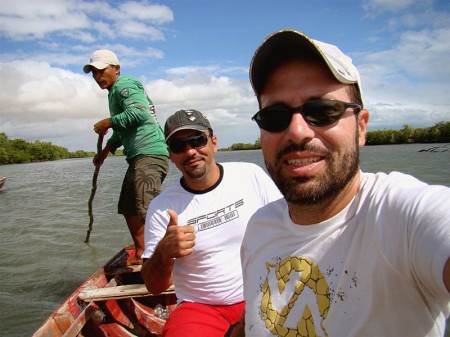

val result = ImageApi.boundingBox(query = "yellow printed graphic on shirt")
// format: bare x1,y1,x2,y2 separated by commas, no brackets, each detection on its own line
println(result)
261,256,330,337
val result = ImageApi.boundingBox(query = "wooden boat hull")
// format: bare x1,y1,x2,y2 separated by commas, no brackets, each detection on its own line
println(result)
32,246,177,337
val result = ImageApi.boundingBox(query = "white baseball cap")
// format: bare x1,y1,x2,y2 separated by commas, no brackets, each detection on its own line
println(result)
250,29,362,100
83,50,120,73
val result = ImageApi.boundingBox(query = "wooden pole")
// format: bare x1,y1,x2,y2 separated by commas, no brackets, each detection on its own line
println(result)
85,134,104,243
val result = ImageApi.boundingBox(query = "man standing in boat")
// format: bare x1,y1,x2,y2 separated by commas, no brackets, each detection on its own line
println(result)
84,50,169,266
141,109,282,337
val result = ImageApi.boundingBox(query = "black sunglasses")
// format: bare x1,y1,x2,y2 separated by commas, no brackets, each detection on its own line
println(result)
252,99,362,132
168,133,211,154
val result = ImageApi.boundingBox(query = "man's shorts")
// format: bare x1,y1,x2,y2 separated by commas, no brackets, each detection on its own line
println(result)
162,301,245,337
118,154,169,224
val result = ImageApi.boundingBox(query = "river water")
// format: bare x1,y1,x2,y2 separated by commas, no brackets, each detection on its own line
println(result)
1,144,449,336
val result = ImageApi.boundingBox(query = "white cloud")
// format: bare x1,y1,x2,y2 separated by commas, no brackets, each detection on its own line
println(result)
385,7,449,30
360,26,450,82
165,65,248,79
356,1,450,130
363,0,416,13
143,69,260,148
0,60,107,150
114,20,165,40
0,0,448,153
118,1,174,23
0,0,170,74
0,60,259,151
0,0,88,40
0,0,173,42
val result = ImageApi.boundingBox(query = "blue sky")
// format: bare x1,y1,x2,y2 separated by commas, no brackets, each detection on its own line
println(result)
1,0,449,151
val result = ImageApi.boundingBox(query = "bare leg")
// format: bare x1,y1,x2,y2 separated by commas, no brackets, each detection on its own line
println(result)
124,214,144,265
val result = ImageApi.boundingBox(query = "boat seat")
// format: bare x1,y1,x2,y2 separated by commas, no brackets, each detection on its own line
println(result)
78,284,175,302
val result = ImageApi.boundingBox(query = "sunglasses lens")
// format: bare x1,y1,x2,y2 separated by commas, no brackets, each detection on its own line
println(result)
253,99,355,131
168,141,185,154
254,106,293,132
195,134,209,147
303,100,346,126
169,133,209,154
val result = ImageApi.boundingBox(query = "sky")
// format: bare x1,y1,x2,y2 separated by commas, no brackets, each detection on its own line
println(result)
0,0,449,152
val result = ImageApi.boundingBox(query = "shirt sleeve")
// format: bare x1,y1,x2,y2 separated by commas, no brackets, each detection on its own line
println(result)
374,172,450,299
407,185,450,298
109,81,152,131
106,132,122,152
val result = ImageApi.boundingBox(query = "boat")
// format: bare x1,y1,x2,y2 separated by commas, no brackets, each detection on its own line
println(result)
0,176,5,189
32,245,177,337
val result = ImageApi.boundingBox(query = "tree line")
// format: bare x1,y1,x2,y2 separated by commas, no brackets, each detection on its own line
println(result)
222,121,450,151
1,122,448,164
365,122,449,145
0,132,95,165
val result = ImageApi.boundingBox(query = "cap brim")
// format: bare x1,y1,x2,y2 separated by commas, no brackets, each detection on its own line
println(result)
83,62,110,74
165,125,209,142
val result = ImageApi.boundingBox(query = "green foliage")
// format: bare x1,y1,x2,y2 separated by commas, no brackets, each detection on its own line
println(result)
224,122,450,151
366,121,450,145
0,133,95,165
2,122,449,163
219,138,261,151
230,143,257,151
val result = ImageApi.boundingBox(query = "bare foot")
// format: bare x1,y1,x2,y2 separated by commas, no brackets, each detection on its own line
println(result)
126,255,143,266
117,254,143,267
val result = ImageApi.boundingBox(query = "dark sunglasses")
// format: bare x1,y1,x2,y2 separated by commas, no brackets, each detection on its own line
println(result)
168,133,211,154
252,99,362,132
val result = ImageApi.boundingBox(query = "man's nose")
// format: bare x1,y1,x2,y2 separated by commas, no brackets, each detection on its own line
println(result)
285,112,316,143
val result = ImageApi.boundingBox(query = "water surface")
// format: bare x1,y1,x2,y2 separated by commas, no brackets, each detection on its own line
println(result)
0,144,448,335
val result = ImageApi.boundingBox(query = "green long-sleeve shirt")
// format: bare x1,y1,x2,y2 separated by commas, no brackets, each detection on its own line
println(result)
107,76,168,160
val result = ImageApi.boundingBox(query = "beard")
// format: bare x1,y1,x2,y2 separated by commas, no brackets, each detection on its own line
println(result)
182,155,207,180
265,134,360,206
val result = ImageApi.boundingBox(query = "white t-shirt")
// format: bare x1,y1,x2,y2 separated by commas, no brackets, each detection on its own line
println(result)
242,171,450,337
143,162,282,305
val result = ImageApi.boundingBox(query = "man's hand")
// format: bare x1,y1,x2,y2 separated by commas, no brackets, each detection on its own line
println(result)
93,117,111,136
92,145,111,168
142,209,195,295
159,209,196,259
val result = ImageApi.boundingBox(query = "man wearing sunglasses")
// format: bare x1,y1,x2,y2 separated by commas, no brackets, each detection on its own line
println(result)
239,30,450,337
141,109,282,337
84,50,169,266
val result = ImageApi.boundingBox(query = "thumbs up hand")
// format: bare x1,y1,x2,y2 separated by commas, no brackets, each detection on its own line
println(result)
142,209,195,294
160,209,196,259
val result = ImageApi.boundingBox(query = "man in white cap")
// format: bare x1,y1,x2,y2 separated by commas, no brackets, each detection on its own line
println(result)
84,50,169,265
141,109,281,337
238,30,450,337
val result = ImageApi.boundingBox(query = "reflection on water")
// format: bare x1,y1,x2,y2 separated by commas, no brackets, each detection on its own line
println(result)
0,144,448,336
